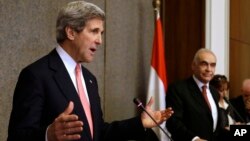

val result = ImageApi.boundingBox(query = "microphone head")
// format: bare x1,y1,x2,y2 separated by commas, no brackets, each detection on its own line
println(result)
133,98,143,108
133,98,141,105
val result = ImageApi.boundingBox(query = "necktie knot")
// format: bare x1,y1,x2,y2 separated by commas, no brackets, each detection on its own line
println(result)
75,63,81,74
202,85,207,93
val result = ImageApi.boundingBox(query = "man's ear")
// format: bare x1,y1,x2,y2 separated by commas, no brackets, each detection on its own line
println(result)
65,26,75,40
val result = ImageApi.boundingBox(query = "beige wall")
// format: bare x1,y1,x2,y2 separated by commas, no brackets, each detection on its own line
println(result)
0,0,154,140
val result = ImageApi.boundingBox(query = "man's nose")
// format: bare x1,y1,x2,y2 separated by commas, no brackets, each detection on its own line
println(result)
96,34,102,45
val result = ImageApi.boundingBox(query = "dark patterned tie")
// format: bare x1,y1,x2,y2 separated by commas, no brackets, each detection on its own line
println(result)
202,85,211,111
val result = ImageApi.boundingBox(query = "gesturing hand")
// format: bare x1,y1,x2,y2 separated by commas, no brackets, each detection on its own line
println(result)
48,101,83,141
141,97,173,128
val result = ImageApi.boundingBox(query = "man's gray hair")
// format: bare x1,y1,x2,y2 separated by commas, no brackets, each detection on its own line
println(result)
56,1,105,43
193,48,216,64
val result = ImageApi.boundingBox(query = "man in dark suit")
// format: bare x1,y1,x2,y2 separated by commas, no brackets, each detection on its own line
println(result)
230,79,250,123
166,48,221,141
7,1,173,141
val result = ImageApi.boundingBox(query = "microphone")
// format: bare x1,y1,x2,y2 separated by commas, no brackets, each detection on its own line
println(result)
133,98,174,141
223,97,246,123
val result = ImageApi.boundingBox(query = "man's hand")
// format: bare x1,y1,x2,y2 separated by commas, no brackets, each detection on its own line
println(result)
47,101,83,141
141,97,174,128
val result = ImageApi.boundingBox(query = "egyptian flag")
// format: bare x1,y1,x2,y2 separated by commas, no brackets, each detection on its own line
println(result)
146,10,169,141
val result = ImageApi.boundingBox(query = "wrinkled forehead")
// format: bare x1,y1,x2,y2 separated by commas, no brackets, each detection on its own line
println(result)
197,52,216,64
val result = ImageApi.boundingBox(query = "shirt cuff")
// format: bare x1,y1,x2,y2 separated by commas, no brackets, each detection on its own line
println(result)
192,136,200,141
45,126,49,141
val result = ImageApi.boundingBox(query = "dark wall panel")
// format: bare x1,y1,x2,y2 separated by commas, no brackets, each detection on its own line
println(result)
162,0,205,84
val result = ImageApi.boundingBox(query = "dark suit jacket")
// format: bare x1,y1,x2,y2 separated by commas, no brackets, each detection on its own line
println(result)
166,77,221,141
230,96,250,123
8,49,145,141
218,102,238,127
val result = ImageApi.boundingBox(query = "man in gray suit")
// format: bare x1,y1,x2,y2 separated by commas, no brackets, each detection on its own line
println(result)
166,48,221,141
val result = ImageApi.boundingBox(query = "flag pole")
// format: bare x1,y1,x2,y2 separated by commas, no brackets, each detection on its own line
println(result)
149,1,172,141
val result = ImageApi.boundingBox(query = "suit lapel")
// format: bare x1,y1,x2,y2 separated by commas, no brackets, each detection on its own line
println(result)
82,67,95,106
47,50,78,101
187,77,213,114
209,86,220,103
48,50,93,140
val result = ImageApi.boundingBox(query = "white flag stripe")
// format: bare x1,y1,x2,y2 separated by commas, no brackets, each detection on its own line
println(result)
147,67,166,111
147,67,170,141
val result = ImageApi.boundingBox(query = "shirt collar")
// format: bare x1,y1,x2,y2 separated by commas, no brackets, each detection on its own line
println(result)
193,75,210,90
56,45,77,72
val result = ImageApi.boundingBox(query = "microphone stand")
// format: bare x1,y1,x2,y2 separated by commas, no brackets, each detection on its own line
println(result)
133,98,174,141
223,97,246,123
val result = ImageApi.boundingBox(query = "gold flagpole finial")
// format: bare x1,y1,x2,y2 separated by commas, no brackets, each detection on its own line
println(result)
152,0,161,11
153,0,161,20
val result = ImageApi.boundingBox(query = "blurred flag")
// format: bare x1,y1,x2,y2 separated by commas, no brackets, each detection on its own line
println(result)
146,9,169,141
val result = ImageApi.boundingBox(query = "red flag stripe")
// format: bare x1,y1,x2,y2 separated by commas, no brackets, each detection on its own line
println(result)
151,18,167,91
